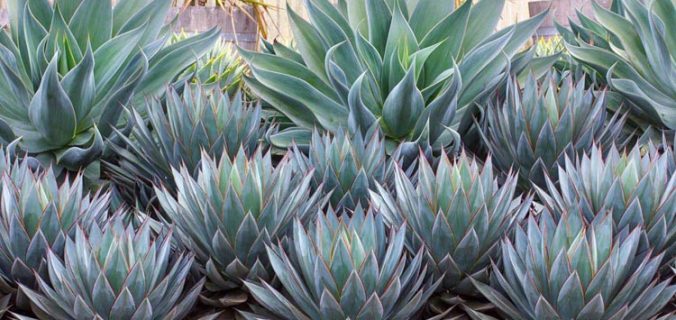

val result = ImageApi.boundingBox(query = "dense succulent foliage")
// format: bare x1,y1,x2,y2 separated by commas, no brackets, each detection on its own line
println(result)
243,206,438,320
243,0,549,154
372,153,532,297
0,0,673,318
0,0,218,172
172,33,247,95
481,73,626,190
21,216,203,319
106,85,266,209
559,0,675,129
155,149,326,307
535,36,565,57
0,156,109,307
291,130,391,211
537,144,676,264
473,208,676,320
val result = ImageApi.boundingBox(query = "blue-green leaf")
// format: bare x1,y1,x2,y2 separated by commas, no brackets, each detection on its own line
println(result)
62,45,94,127
382,66,423,138
69,0,113,50
28,57,76,147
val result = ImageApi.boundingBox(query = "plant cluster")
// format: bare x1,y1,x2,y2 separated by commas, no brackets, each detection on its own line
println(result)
0,0,219,176
243,0,556,156
0,0,673,319
559,0,675,129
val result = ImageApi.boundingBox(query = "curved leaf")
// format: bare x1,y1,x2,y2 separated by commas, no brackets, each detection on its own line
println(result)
136,28,219,99
250,67,348,131
62,45,95,127
28,56,76,147
93,22,145,92
69,0,113,50
382,66,423,138
348,73,377,135
55,127,103,169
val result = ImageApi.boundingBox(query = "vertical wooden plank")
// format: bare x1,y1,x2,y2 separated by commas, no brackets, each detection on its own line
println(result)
528,0,612,36
0,0,6,27
168,6,259,50
499,0,530,30
266,0,311,43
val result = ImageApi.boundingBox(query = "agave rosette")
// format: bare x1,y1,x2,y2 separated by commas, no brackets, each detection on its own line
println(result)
243,206,439,320
537,144,676,265
171,33,247,95
0,160,109,307
0,0,219,171
371,152,532,302
106,85,267,210
481,73,626,190
155,149,326,307
559,0,675,129
291,130,391,211
21,216,203,319
243,0,550,156
473,208,676,320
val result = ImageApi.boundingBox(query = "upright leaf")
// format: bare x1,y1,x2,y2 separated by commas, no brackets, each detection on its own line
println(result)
69,0,113,50
28,57,76,147
382,66,423,139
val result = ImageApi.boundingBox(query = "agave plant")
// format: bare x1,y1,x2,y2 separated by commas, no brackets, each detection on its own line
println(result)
0,160,109,307
480,73,626,190
243,206,439,320
106,85,267,210
473,207,676,320
537,144,676,265
243,0,549,155
0,0,219,172
171,33,247,95
155,149,326,307
290,130,391,211
535,36,565,57
371,152,532,313
559,0,675,129
20,216,203,319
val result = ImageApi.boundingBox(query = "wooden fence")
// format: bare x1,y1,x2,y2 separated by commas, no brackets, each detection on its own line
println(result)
169,6,259,49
